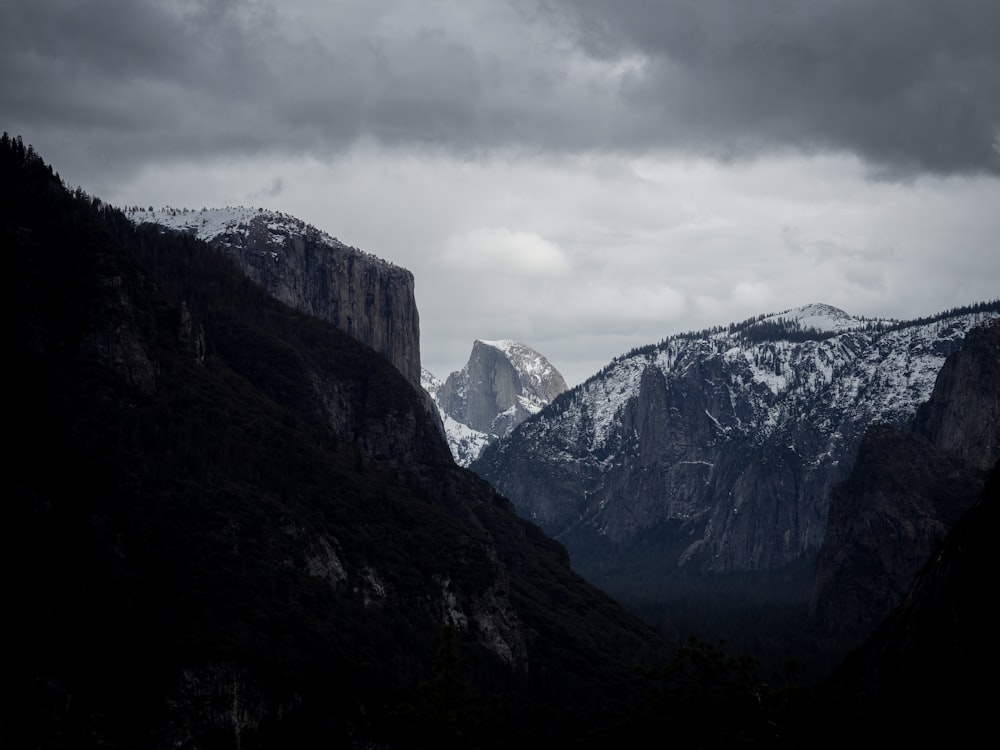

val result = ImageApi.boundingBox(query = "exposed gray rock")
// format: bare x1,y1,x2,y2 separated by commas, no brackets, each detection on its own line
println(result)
132,207,422,390
810,426,984,637
914,317,1000,470
89,274,158,395
473,304,1000,582
159,664,284,750
428,339,568,465
177,301,206,366
810,318,1000,645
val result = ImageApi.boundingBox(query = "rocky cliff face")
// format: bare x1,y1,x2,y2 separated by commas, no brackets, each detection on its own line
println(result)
473,303,1000,587
913,318,1000,470
810,318,1000,644
426,339,568,465
131,207,422,389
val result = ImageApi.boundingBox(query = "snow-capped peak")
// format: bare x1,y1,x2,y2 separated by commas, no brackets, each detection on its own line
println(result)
478,338,514,348
763,303,859,332
476,339,562,389
427,339,568,466
127,205,306,242
127,205,404,271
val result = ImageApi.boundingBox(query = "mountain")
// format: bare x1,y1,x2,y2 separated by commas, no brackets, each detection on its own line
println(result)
818,462,999,746
425,339,568,466
2,135,687,748
810,318,1000,650
9,133,993,746
422,368,493,466
128,205,422,390
472,302,1000,611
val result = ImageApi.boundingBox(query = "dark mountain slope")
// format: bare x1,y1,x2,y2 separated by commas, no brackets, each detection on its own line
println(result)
817,462,999,745
0,135,671,748
127,205,423,391
472,299,997,674
811,318,1000,652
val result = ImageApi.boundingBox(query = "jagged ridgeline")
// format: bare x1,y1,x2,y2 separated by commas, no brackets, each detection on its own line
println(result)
6,134,994,747
0,135,700,748
473,297,999,663
810,317,1000,656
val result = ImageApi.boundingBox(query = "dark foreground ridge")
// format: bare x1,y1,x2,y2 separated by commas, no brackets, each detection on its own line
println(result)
2,133,994,747
0,134,668,748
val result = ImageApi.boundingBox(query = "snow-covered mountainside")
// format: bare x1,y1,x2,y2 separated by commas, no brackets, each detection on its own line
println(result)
425,340,568,466
473,301,1000,581
128,206,388,262
422,368,493,467
128,206,422,388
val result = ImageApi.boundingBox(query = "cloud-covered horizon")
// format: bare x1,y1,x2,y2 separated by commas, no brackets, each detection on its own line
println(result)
5,0,999,178
3,0,999,386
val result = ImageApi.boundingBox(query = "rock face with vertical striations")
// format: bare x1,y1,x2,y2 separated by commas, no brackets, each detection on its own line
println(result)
473,303,1000,593
130,207,422,389
810,317,1000,648
425,339,568,465
912,317,1000,471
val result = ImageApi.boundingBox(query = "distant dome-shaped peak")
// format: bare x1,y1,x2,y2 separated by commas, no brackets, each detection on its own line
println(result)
473,340,564,385
769,303,856,332
793,302,850,319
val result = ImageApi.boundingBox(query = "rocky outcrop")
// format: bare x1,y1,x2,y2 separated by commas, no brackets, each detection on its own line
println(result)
438,340,567,436
132,207,422,390
427,340,568,465
87,273,159,396
913,317,1000,470
810,318,1000,645
473,304,1000,586
809,426,985,637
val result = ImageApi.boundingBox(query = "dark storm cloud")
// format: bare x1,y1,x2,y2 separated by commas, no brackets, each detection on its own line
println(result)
3,0,999,180
2,0,283,172
551,0,1000,175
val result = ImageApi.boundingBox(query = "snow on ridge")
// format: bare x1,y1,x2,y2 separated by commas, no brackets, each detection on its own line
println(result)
477,339,560,386
127,206,406,271
552,306,1000,455
478,339,517,354
128,206,290,242
421,368,443,399
764,302,858,332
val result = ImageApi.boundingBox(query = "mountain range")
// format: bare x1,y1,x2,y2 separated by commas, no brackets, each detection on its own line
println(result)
810,317,1000,654
2,135,676,748
472,300,999,661
4,132,996,747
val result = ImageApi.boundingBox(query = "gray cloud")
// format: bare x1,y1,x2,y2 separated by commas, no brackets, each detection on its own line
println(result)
5,0,998,183
3,1,998,387
551,0,1000,175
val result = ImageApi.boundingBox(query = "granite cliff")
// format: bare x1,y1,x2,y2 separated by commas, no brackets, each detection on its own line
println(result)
425,339,568,465
473,303,1000,589
810,318,1000,647
131,207,422,390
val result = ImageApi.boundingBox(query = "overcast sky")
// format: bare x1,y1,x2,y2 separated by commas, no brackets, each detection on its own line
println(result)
4,0,999,386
